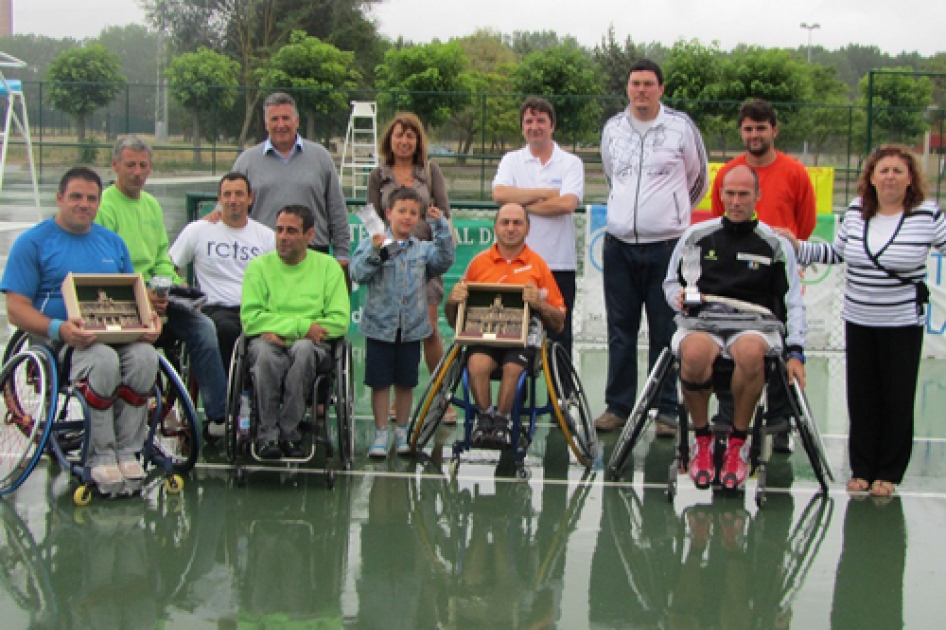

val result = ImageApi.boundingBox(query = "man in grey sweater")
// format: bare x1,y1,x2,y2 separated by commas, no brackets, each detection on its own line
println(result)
233,92,350,269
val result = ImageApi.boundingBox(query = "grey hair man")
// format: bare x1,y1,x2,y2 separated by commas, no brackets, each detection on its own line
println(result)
232,92,350,269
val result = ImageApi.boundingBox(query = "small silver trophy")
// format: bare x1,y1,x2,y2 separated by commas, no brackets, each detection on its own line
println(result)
150,275,172,298
681,245,703,307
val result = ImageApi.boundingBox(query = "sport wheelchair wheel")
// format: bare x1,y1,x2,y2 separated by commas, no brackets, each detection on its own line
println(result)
224,336,248,464
542,340,597,468
786,376,834,493
148,354,200,474
334,341,355,470
607,347,675,480
1,329,28,366
409,342,464,453
0,347,56,496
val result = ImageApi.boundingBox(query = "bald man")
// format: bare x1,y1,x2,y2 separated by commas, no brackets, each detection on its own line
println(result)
663,165,806,491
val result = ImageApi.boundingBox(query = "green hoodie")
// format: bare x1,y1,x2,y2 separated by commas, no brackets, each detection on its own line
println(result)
241,251,350,341
96,185,182,283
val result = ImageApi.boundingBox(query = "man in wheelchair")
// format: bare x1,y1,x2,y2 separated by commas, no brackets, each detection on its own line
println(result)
240,205,350,460
1,167,162,495
664,166,806,491
445,203,565,447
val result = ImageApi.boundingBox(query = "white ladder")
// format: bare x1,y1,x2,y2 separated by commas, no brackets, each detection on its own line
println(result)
338,101,378,199
0,52,41,222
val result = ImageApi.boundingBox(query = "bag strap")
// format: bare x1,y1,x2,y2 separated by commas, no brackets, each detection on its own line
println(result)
862,213,929,308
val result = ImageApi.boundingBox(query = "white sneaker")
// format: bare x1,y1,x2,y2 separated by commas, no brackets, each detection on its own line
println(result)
119,460,146,480
91,464,124,496
394,426,410,455
368,429,389,458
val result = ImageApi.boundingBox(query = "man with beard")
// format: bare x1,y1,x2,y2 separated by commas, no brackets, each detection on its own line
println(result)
710,99,816,453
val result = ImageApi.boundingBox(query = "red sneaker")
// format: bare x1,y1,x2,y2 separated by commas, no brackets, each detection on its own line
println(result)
688,435,715,489
720,436,750,490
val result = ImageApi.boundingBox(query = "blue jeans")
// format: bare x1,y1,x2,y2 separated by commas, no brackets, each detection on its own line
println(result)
603,234,678,417
163,304,228,421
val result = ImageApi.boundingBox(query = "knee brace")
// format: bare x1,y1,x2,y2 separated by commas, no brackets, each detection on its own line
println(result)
116,384,150,407
680,376,713,392
76,380,116,411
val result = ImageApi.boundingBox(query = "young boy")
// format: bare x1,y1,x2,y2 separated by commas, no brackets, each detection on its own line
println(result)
351,187,456,457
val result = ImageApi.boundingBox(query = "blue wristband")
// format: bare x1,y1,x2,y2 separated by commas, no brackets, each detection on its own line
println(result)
48,319,64,342
787,351,806,365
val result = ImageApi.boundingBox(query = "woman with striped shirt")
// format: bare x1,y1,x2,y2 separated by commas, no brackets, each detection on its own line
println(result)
780,145,946,498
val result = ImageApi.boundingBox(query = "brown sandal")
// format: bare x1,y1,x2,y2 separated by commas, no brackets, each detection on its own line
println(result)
870,480,896,497
846,478,870,492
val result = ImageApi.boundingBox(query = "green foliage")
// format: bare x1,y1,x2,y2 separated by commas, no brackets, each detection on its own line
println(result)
376,41,473,129
46,44,126,141
593,26,646,121
859,68,934,148
258,31,361,141
660,39,727,135
166,47,240,112
502,30,581,57
512,44,603,143
449,32,520,153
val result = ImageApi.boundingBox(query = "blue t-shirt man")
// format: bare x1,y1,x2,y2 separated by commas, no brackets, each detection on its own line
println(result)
1,220,134,319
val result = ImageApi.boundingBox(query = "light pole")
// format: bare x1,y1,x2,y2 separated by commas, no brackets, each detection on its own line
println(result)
799,22,820,162
800,22,820,62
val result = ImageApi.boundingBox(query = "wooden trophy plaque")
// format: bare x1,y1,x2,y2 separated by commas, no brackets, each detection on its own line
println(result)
455,283,530,347
61,273,157,343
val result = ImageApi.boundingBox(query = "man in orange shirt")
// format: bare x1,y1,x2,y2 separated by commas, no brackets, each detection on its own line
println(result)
710,99,817,452
446,203,565,446
711,99,816,239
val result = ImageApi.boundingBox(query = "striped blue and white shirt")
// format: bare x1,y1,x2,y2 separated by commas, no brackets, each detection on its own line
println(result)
797,198,946,327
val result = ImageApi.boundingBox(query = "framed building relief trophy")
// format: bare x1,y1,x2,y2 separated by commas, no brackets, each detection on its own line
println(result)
61,273,157,343
455,283,530,347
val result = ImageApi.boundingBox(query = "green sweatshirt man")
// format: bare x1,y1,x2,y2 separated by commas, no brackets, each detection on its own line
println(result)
96,185,182,283
241,250,350,342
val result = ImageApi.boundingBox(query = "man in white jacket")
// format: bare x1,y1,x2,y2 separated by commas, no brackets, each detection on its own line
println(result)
595,59,709,435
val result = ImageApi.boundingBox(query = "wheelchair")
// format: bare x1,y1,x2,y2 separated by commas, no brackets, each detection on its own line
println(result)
407,331,598,479
224,334,354,488
606,304,834,507
0,329,200,504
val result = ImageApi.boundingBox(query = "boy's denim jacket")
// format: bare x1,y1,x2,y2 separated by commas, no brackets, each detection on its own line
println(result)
350,216,455,343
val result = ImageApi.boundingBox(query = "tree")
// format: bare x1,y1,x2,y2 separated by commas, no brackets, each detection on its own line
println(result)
46,44,126,145
859,67,933,150
166,47,240,162
257,31,360,142
449,30,519,154
790,64,853,164
142,0,385,144
502,30,580,56
660,38,732,150
593,26,646,121
375,41,473,130
511,44,603,145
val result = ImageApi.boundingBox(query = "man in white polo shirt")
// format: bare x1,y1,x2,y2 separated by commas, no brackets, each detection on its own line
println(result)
170,172,275,373
492,96,584,358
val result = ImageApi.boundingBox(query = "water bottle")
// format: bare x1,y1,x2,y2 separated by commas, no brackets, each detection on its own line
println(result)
527,318,544,348
237,391,251,436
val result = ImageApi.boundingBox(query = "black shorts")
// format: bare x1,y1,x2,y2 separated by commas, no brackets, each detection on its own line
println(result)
467,345,535,370
364,337,421,389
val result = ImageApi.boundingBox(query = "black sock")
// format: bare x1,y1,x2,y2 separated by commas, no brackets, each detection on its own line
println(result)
695,426,713,438
730,428,748,441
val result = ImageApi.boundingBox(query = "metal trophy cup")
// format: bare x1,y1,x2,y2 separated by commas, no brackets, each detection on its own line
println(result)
681,245,703,307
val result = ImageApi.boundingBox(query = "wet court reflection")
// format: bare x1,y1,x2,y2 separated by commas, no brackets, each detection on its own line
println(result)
0,456,936,628
0,353,942,630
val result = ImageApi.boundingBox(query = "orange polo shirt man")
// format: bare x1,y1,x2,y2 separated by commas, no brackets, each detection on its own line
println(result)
446,203,565,445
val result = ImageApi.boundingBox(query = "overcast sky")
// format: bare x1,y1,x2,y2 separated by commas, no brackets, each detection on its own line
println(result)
10,0,946,57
